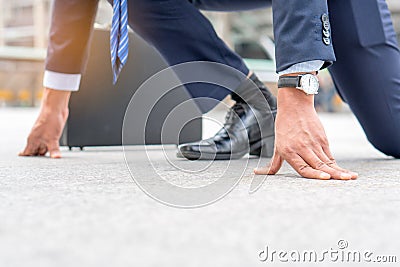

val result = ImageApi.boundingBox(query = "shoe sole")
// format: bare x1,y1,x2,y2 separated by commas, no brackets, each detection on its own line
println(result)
178,135,274,160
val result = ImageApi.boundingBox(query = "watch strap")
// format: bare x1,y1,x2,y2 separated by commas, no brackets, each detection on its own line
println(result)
278,76,301,88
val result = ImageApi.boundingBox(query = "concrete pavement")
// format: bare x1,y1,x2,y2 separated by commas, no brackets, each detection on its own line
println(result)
0,108,399,267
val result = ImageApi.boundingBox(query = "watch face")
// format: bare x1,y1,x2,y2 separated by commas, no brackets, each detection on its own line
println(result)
300,74,319,95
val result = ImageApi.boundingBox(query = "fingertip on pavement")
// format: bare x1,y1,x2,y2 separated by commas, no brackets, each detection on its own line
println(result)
50,152,62,159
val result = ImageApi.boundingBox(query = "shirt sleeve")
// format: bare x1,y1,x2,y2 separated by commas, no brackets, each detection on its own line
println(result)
277,60,325,75
43,70,81,91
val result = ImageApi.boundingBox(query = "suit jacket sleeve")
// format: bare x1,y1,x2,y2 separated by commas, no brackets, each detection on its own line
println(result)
45,0,99,74
272,0,336,73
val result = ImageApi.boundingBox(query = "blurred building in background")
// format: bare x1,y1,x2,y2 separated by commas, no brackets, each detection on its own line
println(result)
0,0,399,108
0,0,51,48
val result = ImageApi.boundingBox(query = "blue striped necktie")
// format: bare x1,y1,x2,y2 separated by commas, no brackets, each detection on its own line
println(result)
110,0,129,84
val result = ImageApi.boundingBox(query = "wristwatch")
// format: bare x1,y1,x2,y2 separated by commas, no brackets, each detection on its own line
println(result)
278,74,319,95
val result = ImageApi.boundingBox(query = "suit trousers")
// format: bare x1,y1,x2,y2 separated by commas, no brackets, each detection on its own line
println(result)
46,0,400,157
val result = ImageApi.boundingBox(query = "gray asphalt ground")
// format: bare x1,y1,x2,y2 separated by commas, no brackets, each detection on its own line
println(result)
0,107,399,267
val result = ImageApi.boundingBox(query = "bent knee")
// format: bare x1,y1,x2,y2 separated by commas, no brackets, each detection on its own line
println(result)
369,135,400,159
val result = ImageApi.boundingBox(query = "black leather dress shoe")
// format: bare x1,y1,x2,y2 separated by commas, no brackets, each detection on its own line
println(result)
178,74,277,160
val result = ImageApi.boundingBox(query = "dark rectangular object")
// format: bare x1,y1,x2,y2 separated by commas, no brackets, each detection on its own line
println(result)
60,28,202,148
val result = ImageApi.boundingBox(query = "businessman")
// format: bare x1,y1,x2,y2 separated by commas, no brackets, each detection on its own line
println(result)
21,0,400,180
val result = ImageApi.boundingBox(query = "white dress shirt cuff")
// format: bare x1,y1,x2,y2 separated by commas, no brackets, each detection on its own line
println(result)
43,70,82,91
278,60,325,76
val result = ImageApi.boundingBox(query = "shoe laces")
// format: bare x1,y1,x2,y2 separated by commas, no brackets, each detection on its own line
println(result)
224,102,245,127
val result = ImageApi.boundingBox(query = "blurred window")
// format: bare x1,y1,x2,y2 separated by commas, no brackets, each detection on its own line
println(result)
234,41,272,60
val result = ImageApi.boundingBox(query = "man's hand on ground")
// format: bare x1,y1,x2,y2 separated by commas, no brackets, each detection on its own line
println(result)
19,88,71,159
255,87,358,180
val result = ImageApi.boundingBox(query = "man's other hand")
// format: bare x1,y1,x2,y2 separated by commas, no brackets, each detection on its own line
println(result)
19,88,71,159
255,87,358,180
